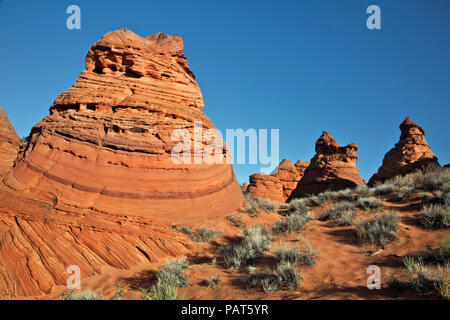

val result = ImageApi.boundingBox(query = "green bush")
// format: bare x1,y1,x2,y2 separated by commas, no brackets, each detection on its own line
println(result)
356,212,399,247
221,226,272,268
355,185,373,198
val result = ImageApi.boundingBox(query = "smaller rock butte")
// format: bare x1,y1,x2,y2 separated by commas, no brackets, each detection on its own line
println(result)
0,108,21,176
288,131,365,200
247,173,284,202
247,159,310,202
368,117,440,186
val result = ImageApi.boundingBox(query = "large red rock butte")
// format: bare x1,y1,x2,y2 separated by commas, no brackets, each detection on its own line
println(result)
0,29,243,297
288,132,365,199
368,117,440,186
0,108,21,176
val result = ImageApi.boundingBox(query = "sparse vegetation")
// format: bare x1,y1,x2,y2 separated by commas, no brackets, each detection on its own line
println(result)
173,225,220,243
226,214,246,228
393,187,415,202
320,201,355,221
272,208,314,234
148,258,189,300
372,182,396,196
355,185,373,198
221,226,272,268
356,196,383,210
420,204,450,229
356,212,399,247
335,210,356,226
203,275,221,288
244,262,300,292
244,193,281,215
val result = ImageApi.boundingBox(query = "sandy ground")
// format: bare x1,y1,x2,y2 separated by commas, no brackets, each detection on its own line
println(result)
16,194,449,300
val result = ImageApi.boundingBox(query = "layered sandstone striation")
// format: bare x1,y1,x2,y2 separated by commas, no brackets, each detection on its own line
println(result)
368,117,440,185
0,29,243,297
289,132,365,199
247,173,284,202
0,108,21,176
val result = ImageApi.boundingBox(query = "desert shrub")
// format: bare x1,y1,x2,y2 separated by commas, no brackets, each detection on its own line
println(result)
150,284,179,300
272,211,314,234
420,204,450,229
356,196,383,210
221,226,272,268
244,268,279,293
173,225,220,243
372,182,397,196
60,289,104,300
307,194,327,206
149,258,189,300
412,165,449,191
285,198,310,216
355,185,373,198
274,261,300,290
203,275,221,288
417,239,450,265
356,212,399,247
335,210,356,226
226,214,246,228
155,258,189,288
244,193,281,214
386,273,415,294
392,187,415,202
320,201,355,221
275,243,302,264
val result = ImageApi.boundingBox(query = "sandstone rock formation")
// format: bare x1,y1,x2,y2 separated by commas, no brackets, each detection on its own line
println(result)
288,132,365,199
368,117,440,186
0,108,20,176
241,182,249,192
295,160,310,176
0,29,243,297
247,173,284,202
247,159,310,201
272,159,303,200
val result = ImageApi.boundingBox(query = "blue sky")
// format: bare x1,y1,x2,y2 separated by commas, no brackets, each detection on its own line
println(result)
0,0,449,184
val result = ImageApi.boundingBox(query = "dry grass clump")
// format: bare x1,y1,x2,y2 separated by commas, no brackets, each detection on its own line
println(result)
221,226,272,269
356,212,399,248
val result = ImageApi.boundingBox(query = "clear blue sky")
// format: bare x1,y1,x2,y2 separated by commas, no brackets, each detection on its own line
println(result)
0,0,449,184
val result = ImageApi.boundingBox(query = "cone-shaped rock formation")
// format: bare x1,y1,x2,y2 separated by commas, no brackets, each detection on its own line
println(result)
368,117,440,185
0,29,243,297
288,132,364,199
